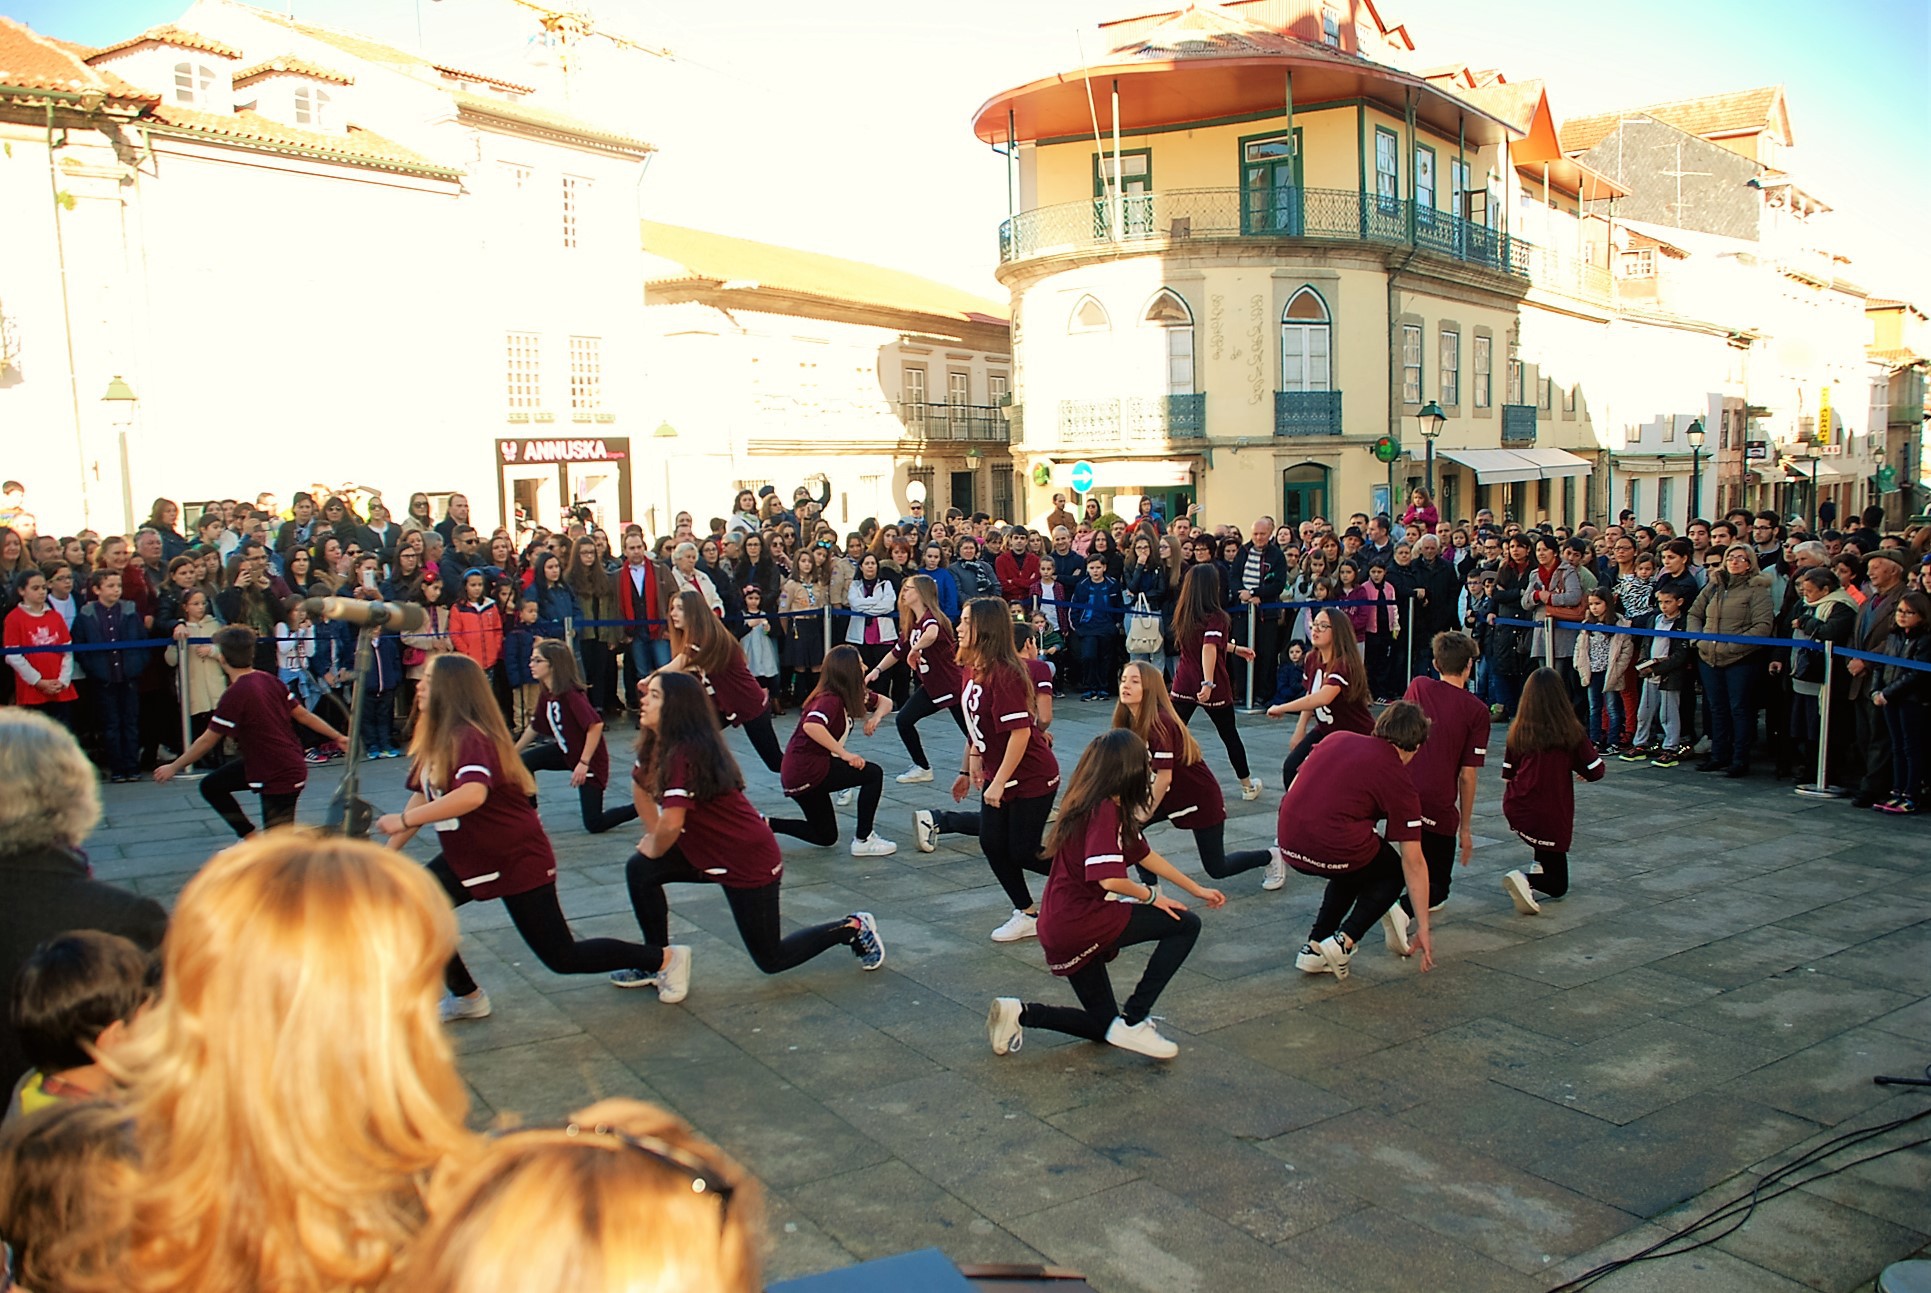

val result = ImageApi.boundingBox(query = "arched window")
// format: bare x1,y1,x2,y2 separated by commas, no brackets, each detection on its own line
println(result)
173,62,215,106
293,85,332,128
1280,288,1331,392
1068,294,1110,334
1143,289,1194,395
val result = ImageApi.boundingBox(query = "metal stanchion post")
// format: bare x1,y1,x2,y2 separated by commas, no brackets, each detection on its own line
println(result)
1243,605,1257,710
1542,614,1556,669
174,637,204,781
1795,642,1847,798
1405,593,1417,688
821,601,833,666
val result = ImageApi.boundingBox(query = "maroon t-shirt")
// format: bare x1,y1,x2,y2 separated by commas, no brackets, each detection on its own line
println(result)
700,651,768,728
780,689,884,796
408,728,557,901
1502,739,1604,852
961,663,1060,800
1400,675,1490,834
1037,798,1142,978
534,687,607,783
1145,711,1225,831
641,750,783,888
1305,653,1374,735
1276,732,1422,874
1171,611,1231,707
209,669,307,796
1025,657,1054,695
911,615,961,705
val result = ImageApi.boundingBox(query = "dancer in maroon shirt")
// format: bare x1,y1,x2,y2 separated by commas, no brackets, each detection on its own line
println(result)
915,622,1055,852
769,645,898,855
1169,564,1261,800
1274,702,1438,979
1267,606,1373,789
986,729,1225,1061
863,575,967,783
1500,666,1606,914
514,639,638,835
661,590,782,773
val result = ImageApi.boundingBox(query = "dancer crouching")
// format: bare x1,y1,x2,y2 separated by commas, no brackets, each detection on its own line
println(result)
768,645,898,856
987,729,1225,1061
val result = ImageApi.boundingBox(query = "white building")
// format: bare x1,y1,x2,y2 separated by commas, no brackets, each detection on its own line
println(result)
0,0,651,537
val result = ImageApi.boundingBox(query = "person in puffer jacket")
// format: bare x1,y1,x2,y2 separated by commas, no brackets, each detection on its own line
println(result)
1687,544,1774,776
1870,590,1931,813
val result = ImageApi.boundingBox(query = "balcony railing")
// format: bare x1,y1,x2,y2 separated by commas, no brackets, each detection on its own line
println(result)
1057,394,1207,445
1501,404,1537,447
1001,187,1531,278
1275,390,1343,437
898,402,1010,444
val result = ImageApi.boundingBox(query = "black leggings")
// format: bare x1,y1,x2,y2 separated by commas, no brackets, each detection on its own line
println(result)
1191,822,1273,879
1280,725,1335,789
1528,847,1570,899
982,791,1056,910
1172,700,1249,781
768,760,882,845
1308,840,1406,946
1020,904,1201,1038
624,847,856,974
735,713,784,774
201,758,300,839
520,742,641,834
895,685,967,770
428,856,662,997
1398,830,1457,917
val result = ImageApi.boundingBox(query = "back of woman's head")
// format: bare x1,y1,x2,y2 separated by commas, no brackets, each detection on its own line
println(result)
1172,562,1222,640
0,708,102,856
814,644,867,716
114,833,472,1293
0,1099,137,1293
1044,729,1151,858
408,1098,759,1293
1509,667,1584,754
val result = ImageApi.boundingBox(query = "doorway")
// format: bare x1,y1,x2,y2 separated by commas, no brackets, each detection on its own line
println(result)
950,470,976,517
1241,129,1303,236
1282,462,1329,533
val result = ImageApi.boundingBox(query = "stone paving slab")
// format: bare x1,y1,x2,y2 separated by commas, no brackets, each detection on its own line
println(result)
76,698,1931,1289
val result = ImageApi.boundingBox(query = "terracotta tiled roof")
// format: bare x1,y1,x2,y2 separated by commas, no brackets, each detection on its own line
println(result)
145,103,460,179
1559,86,1785,154
452,91,652,154
0,17,158,103
233,55,354,87
88,24,242,62
431,63,534,95
1869,346,1926,367
642,221,1007,327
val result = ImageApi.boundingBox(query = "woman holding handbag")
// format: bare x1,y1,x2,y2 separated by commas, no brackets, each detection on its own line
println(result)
1122,533,1168,668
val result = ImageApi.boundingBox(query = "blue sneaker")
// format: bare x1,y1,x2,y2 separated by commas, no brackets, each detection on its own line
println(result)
849,911,885,971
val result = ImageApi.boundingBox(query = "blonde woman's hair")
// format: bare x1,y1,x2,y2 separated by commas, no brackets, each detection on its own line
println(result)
0,708,103,854
410,653,536,797
109,833,477,1293
1111,661,1203,767
0,1099,137,1293
407,1098,760,1293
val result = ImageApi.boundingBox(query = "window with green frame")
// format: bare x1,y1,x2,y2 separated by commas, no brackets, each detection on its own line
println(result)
1415,144,1435,218
1092,149,1152,238
1562,474,1575,524
1092,149,1151,196
1373,127,1399,210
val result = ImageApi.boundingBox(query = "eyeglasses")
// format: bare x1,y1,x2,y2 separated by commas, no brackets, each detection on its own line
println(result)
488,1121,736,1215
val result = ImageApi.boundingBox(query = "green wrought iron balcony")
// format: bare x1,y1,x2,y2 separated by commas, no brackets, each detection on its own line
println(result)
1055,394,1207,446
999,188,1531,278
1501,404,1537,447
898,402,1011,444
1275,390,1343,437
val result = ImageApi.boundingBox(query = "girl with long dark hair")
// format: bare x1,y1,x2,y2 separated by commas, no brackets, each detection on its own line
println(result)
565,536,623,714
985,729,1225,1062
1499,666,1605,915
614,671,884,999
662,589,783,773
514,639,639,834
376,653,664,1022
1169,563,1261,799
1268,606,1373,788
862,574,967,783
768,644,897,855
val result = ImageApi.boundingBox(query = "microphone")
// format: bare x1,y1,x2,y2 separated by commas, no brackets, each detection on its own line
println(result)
302,596,428,632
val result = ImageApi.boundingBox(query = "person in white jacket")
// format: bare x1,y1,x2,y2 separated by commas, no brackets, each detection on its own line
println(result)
670,542,723,615
845,553,902,699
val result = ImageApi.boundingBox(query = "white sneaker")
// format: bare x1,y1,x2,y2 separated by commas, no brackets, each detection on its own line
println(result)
1295,942,1332,974
914,809,938,853
1382,907,1413,957
1262,846,1289,892
1503,870,1542,915
851,834,898,857
1105,1016,1179,1059
990,909,1038,943
896,765,934,784
1428,900,1446,913
440,989,492,1022
987,996,1024,1055
657,945,692,1003
1240,776,1263,802
833,788,857,807
1316,934,1353,980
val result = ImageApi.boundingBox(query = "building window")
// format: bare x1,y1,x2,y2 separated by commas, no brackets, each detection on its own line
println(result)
506,332,541,411
1280,288,1331,392
1440,329,1459,406
1400,324,1422,405
1537,478,1551,516
1144,289,1195,396
1450,158,1472,221
989,373,1009,407
992,466,1014,519
561,175,589,249
1374,128,1399,210
1619,247,1656,278
1473,334,1491,408
1562,383,1576,414
1068,295,1111,333
1415,145,1435,213
292,85,331,128
569,336,601,413
1321,6,1341,45
902,365,927,428
1562,475,1575,523
1627,477,1643,519
1539,376,1553,411
173,62,215,106
1657,475,1675,522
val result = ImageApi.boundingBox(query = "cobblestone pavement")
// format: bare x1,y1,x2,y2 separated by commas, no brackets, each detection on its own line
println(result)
85,698,1930,1292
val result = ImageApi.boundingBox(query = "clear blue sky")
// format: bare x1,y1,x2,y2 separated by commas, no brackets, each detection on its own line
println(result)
10,0,1928,302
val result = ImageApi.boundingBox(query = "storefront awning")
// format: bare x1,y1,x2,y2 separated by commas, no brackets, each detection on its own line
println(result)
1747,463,1790,483
1783,457,1854,484
1437,448,1542,485
1512,448,1593,480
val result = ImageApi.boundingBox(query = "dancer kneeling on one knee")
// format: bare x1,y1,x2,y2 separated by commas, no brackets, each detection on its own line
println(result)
1500,666,1605,915
768,645,898,856
515,639,640,835
1274,701,1437,980
660,590,784,774
613,672,884,1001
987,729,1225,1061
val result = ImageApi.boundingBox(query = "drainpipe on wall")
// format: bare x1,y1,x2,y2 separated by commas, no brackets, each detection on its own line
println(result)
1388,248,1421,502
45,103,92,531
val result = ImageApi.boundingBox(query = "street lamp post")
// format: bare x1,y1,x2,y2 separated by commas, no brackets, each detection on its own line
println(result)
1807,440,1821,529
1685,417,1705,522
1415,399,1446,498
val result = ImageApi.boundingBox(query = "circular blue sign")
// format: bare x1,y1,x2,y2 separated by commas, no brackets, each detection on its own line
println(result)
1069,460,1096,492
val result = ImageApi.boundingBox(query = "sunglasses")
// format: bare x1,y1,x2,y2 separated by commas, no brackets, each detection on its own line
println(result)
489,1121,736,1216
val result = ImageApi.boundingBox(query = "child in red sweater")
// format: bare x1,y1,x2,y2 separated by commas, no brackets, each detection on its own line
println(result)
1501,666,1605,914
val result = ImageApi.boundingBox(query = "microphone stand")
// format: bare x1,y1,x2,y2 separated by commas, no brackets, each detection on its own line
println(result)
320,624,378,838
